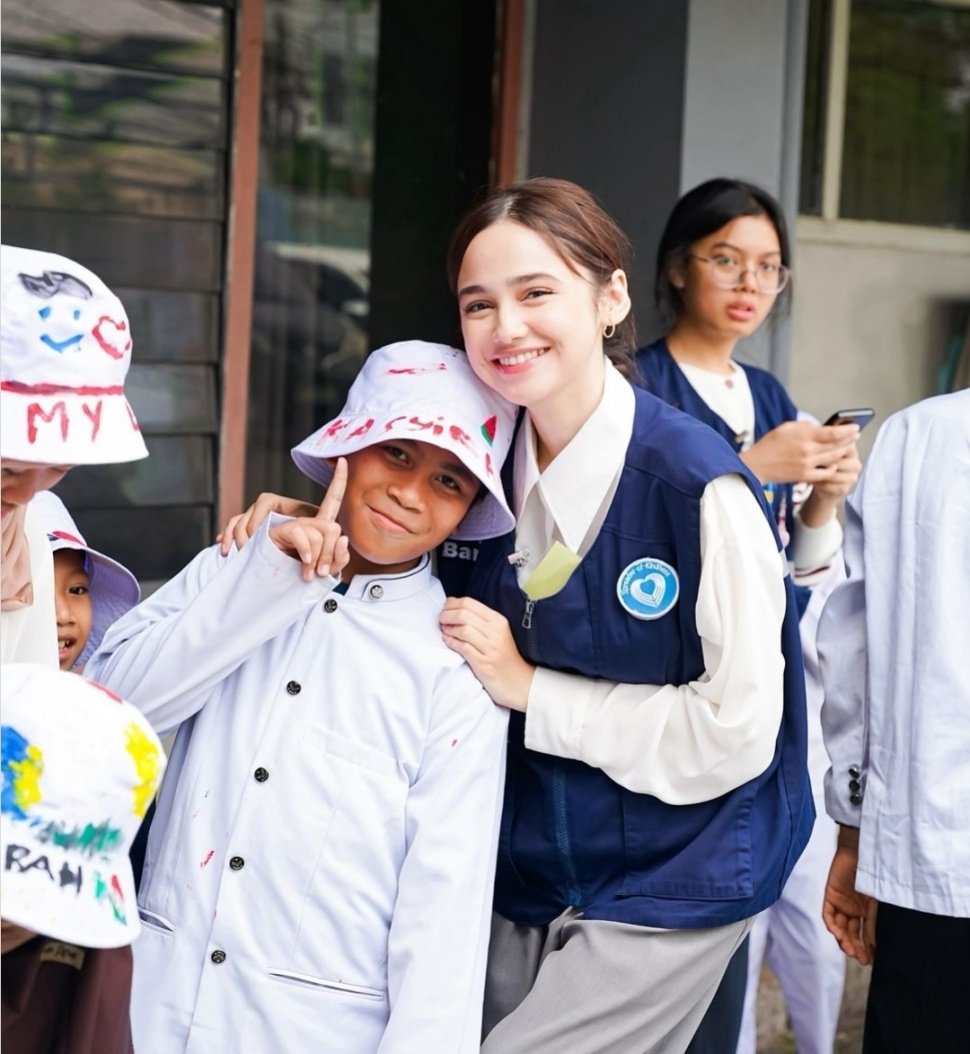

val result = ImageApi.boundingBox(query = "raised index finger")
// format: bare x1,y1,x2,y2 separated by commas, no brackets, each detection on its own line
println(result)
315,456,348,523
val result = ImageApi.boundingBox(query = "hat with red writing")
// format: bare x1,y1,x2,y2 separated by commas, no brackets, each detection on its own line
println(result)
0,245,149,466
31,490,140,670
292,340,517,540
0,663,165,948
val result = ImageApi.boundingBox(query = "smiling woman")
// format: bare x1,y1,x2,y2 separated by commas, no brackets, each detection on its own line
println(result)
430,178,815,1054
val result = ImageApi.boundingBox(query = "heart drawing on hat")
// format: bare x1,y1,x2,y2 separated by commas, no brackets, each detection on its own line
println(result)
92,316,131,360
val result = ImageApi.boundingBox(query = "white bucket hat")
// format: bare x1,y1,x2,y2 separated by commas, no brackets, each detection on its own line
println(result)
30,490,140,669
291,340,517,541
0,663,165,948
0,245,149,465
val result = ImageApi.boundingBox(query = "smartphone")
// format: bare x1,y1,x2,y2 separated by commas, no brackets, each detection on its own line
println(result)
824,407,875,431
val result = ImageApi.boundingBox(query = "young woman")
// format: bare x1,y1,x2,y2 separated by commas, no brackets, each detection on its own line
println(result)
435,178,814,1053
639,178,860,613
638,179,859,1054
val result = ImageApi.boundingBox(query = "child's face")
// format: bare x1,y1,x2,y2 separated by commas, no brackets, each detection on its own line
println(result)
53,549,92,671
339,440,481,578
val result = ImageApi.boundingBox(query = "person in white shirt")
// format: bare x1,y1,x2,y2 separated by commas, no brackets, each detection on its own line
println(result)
87,341,517,1054
818,389,970,1054
0,245,147,666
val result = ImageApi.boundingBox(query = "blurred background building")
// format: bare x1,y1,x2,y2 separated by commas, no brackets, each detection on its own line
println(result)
3,0,968,589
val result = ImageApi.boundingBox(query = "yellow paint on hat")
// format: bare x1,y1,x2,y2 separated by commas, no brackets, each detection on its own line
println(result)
124,721,161,818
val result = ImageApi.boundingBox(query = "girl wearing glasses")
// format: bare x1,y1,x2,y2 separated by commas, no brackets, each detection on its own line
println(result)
638,179,860,1054
638,178,861,607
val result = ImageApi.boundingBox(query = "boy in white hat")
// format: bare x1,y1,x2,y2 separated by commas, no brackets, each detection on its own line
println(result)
1,662,165,1054
88,341,516,1054
28,490,141,672
0,246,147,667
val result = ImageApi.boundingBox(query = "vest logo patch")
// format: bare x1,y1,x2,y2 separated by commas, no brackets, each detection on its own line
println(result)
616,558,679,621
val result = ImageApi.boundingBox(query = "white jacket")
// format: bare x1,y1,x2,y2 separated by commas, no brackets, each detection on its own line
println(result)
819,390,970,917
88,518,508,1053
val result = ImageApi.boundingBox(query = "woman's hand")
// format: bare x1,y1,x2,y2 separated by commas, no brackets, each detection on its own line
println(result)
218,493,320,556
741,420,859,487
267,459,350,581
440,596,536,710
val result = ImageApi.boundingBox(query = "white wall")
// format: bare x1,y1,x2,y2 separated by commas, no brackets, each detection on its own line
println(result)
681,0,808,374
789,219,970,451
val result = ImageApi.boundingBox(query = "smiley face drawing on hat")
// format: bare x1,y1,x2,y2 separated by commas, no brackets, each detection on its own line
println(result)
0,245,148,468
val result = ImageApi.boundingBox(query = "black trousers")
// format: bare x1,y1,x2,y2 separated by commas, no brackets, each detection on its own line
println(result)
863,902,970,1054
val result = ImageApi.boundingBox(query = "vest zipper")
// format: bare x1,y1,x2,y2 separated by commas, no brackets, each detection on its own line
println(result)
552,766,583,908
519,587,582,902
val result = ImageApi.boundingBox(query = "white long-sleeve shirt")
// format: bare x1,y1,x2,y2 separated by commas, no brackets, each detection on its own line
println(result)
87,520,508,1053
677,358,843,580
513,362,788,805
818,390,970,917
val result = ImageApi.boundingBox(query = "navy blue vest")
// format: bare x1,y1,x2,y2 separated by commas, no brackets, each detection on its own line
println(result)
636,339,810,618
438,388,813,929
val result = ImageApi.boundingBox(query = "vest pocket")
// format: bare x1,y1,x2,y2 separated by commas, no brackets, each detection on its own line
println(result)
617,788,755,901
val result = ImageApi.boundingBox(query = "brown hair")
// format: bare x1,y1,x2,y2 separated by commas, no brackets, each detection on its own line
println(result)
447,177,639,378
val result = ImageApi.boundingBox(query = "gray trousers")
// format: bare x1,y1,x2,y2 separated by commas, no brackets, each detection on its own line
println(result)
481,908,752,1054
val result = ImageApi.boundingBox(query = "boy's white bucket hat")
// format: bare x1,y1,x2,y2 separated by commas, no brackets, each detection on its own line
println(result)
31,490,140,670
292,341,516,541
0,245,148,465
0,663,165,948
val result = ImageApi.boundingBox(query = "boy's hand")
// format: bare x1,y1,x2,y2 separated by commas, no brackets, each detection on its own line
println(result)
268,458,351,581
440,596,535,710
218,493,319,556
823,825,877,965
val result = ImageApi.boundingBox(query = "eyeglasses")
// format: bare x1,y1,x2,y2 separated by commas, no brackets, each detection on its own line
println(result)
689,254,790,294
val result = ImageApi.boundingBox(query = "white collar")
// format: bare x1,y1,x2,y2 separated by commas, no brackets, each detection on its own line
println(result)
514,359,635,553
342,553,433,602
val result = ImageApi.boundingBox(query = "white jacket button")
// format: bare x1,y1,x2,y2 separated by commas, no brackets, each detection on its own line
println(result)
324,599,338,613
210,949,227,964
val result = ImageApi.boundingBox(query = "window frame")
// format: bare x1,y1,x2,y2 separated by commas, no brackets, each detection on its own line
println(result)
806,0,970,251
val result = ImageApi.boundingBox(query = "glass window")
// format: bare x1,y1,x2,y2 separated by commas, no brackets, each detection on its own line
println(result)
799,0,832,218
801,0,970,229
1,55,226,147
1,0,232,583
245,0,380,502
1,1,228,76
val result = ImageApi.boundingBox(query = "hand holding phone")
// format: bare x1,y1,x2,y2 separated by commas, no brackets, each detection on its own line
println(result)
824,407,875,431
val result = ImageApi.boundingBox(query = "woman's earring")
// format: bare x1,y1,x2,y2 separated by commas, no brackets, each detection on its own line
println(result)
603,323,616,340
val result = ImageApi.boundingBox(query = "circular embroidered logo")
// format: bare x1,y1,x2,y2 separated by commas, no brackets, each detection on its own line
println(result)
616,558,680,621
